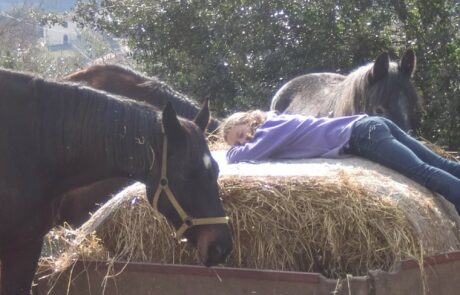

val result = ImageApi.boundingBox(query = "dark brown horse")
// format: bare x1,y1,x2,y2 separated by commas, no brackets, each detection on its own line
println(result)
0,68,232,295
64,64,221,133
59,64,225,229
271,49,421,133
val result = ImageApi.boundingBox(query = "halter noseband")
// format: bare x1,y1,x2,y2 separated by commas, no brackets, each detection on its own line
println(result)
151,132,229,240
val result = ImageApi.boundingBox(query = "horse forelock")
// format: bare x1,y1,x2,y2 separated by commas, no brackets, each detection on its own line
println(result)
178,118,220,177
342,60,421,132
179,119,209,157
367,62,421,110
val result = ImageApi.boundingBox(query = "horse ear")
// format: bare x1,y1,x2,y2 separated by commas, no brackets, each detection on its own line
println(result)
400,49,416,77
193,98,211,132
370,52,389,83
162,102,185,142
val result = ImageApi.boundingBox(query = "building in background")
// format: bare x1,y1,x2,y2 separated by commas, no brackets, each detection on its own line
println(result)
43,19,80,50
0,0,127,75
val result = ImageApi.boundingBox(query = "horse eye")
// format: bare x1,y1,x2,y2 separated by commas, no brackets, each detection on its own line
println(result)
375,107,384,115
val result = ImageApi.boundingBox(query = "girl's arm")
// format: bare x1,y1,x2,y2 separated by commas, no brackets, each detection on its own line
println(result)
226,117,299,163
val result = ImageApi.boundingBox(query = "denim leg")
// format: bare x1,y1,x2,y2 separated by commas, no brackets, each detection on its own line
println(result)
349,117,460,213
380,117,460,179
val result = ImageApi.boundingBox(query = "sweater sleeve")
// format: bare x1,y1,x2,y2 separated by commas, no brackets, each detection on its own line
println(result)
226,117,300,163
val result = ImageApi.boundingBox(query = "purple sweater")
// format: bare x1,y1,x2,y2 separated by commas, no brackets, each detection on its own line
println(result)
226,112,367,163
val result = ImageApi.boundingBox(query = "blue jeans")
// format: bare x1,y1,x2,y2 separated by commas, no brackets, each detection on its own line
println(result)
348,116,460,213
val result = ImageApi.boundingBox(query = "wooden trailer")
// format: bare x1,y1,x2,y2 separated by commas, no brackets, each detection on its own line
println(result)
35,250,460,295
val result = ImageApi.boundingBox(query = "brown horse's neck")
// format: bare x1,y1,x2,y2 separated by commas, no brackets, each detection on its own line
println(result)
66,65,222,133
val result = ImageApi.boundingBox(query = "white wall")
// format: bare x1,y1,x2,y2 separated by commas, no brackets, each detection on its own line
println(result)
43,20,80,47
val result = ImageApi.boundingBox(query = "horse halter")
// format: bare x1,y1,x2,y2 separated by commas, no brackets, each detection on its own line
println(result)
152,132,229,240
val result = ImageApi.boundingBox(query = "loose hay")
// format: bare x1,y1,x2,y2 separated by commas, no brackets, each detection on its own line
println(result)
418,136,459,162
41,165,460,279
39,225,106,273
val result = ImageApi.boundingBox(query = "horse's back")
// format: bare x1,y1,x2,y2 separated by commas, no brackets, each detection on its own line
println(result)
64,64,149,98
271,73,345,116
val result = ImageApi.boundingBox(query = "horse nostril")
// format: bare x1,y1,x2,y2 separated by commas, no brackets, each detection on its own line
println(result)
207,244,228,266
214,245,224,257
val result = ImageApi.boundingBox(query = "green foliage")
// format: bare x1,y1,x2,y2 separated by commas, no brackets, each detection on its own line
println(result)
393,0,460,148
0,50,17,69
74,0,460,149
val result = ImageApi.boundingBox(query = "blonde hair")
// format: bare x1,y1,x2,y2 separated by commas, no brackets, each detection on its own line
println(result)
220,110,267,144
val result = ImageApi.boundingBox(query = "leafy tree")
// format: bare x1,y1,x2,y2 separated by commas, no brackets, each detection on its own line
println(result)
74,0,460,149
390,0,460,147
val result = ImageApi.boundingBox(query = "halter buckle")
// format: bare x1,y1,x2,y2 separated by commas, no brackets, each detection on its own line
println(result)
159,178,168,187
184,216,193,227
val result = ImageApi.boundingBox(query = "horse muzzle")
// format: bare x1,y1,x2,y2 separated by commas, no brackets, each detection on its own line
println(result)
196,224,233,267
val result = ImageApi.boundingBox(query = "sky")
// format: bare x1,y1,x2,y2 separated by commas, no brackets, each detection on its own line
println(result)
0,0,76,12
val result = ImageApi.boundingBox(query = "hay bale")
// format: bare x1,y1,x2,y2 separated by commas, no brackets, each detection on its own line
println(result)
41,152,460,279
220,173,459,277
93,183,192,264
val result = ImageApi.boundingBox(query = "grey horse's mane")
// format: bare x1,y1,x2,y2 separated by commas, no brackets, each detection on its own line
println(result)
334,61,402,114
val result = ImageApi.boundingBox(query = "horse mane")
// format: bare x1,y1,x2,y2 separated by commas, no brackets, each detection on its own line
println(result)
139,76,221,133
334,63,373,114
87,63,152,83
5,69,163,177
140,78,202,119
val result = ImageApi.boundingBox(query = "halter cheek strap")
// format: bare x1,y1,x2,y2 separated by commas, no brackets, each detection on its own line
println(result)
152,133,229,240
